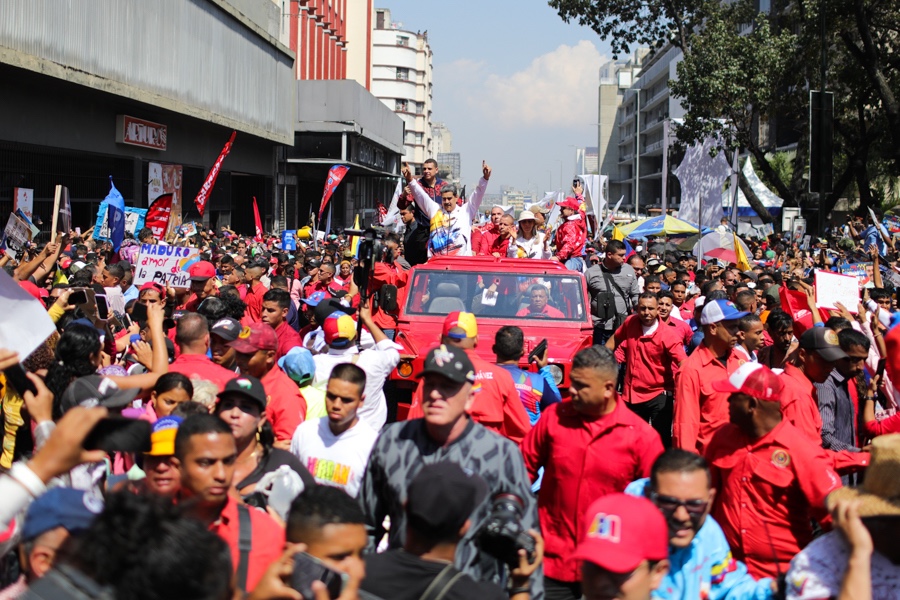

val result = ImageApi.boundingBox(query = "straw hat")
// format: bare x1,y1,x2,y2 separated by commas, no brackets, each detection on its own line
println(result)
827,434,900,517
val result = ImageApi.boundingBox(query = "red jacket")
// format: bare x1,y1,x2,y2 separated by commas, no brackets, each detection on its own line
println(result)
475,223,499,256
553,211,587,261
369,261,409,331
520,399,663,582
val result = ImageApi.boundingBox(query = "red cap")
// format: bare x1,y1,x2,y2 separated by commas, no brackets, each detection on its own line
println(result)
571,493,668,573
18,280,47,301
557,197,581,211
711,362,784,401
59,256,73,269
188,260,216,281
227,323,278,354
139,281,165,295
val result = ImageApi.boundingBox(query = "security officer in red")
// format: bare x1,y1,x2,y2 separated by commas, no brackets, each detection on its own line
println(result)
704,362,842,580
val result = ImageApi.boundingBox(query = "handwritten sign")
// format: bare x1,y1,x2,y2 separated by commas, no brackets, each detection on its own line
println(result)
133,244,200,288
815,270,860,314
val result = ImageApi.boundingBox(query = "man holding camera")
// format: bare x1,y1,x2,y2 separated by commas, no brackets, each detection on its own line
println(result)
359,344,542,597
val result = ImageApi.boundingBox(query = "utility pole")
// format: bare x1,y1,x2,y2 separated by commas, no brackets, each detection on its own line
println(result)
633,88,642,217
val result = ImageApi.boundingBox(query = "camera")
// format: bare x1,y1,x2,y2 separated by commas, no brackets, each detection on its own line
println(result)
476,493,536,568
344,227,398,312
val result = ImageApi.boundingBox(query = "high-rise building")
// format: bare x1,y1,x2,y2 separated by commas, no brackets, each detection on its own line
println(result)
436,152,461,185
371,8,433,174
575,147,599,175
432,122,453,154
344,0,375,89
290,0,348,81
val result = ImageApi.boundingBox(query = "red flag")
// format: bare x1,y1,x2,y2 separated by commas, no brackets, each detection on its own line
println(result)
193,131,236,216
779,285,830,338
252,196,264,243
145,193,173,239
375,201,387,225
317,165,350,220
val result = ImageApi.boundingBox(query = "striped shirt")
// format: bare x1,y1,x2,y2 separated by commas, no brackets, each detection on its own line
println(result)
815,370,861,453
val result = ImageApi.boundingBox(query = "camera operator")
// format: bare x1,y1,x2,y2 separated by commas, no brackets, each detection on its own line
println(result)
361,462,544,600
363,232,410,340
359,344,542,596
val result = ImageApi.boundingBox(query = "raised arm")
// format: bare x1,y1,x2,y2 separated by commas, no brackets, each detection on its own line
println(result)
401,163,439,219
466,161,492,219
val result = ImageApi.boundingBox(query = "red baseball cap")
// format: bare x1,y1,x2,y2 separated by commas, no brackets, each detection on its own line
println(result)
571,493,668,573
228,323,278,354
139,282,165,295
442,312,477,340
18,280,48,301
711,362,784,401
557,197,581,211
59,256,73,269
188,260,216,281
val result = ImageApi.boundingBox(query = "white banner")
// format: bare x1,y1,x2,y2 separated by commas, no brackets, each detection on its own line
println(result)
134,244,201,288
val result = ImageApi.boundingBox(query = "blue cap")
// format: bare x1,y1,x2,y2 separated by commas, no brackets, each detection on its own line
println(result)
22,488,102,542
700,299,750,325
302,291,327,306
277,347,316,386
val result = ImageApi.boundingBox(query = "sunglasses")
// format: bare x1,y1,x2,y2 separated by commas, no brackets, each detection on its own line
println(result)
650,492,709,515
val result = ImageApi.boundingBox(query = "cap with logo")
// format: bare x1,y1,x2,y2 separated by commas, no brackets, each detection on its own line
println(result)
209,317,242,342
700,299,749,325
557,197,581,211
323,312,358,348
146,415,183,456
22,488,102,542
228,322,278,354
302,291,327,307
442,311,478,340
711,362,784,401
417,343,476,384
60,375,139,413
799,327,848,362
406,461,488,539
218,375,267,409
188,260,217,281
570,493,668,573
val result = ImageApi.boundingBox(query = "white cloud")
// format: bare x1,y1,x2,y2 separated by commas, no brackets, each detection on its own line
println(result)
468,41,605,129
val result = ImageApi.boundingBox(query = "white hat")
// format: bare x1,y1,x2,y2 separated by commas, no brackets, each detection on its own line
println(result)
518,211,536,222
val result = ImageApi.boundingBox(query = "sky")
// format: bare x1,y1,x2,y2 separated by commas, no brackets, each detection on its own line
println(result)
379,0,615,196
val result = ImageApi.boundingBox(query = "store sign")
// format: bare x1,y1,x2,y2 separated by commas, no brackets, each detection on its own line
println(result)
354,139,386,171
116,115,167,150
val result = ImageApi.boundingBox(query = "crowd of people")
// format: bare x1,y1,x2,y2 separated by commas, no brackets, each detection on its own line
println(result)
0,160,898,600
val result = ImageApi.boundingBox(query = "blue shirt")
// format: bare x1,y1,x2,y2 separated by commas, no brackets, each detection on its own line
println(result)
625,478,774,600
862,225,888,257
498,364,562,426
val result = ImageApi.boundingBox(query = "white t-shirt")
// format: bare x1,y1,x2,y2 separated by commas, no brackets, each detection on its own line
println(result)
289,417,378,497
787,530,900,600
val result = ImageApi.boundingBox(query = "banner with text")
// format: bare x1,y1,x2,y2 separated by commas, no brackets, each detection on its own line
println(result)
93,203,147,242
133,244,201,288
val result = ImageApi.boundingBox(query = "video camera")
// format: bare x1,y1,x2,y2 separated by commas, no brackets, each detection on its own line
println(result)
476,493,536,568
343,226,397,300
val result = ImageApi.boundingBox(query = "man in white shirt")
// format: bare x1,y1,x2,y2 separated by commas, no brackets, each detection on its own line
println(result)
311,302,400,431
402,160,491,257
290,363,377,497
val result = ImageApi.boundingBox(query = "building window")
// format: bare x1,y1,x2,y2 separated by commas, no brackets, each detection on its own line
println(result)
415,102,424,114
396,68,409,80
395,99,408,112
397,35,409,46
415,133,423,144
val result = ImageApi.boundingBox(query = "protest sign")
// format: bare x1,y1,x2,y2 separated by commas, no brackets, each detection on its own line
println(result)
133,244,200,288
53,185,71,234
2,213,33,260
13,188,33,222
177,222,198,238
93,203,147,242
281,230,297,251
816,270,860,313
0,269,56,359
840,263,873,286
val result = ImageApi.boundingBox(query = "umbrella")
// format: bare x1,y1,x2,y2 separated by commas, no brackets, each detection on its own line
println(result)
617,215,700,238
704,247,738,264
693,231,752,261
677,233,702,251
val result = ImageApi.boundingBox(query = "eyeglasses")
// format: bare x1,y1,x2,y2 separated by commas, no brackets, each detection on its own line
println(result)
650,492,709,515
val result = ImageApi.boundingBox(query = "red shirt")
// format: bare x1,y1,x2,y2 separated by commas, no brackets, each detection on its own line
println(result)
663,316,693,347
407,350,532,443
515,304,565,318
273,320,302,361
613,317,686,404
520,399,663,582
168,353,237,393
245,281,268,323
370,261,409,331
209,496,285,591
261,366,307,441
673,344,745,454
485,234,513,257
475,223,499,256
705,420,841,579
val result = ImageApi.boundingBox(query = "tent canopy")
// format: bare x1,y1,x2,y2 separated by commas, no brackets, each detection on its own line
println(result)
722,158,784,217
694,230,752,261
618,215,700,238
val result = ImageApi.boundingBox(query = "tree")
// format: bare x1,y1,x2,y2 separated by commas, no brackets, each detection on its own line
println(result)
550,0,900,231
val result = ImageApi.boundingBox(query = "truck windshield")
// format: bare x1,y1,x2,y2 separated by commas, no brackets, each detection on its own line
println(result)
405,271,586,321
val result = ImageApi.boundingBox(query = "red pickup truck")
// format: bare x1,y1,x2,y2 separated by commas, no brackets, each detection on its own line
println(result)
387,256,594,419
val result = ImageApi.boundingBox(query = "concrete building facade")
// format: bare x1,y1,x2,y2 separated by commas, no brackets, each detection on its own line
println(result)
371,8,433,174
